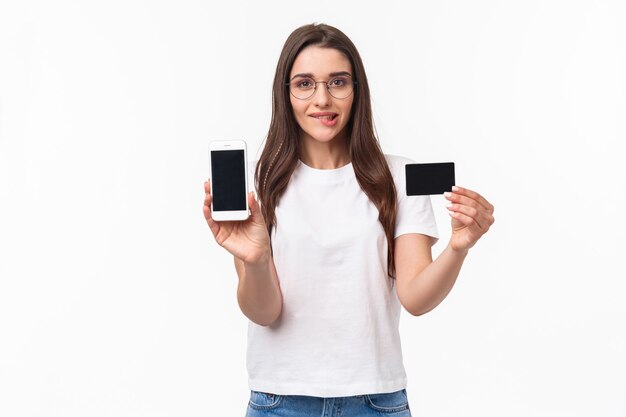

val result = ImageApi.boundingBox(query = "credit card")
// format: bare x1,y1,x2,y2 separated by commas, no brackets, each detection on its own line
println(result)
405,162,455,196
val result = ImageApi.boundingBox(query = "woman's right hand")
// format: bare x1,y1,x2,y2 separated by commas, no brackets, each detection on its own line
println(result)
203,180,272,265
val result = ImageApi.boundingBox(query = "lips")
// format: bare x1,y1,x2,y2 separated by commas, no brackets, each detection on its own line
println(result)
309,112,338,127
309,112,338,120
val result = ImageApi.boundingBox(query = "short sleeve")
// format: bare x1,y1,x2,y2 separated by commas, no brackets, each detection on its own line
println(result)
386,155,439,244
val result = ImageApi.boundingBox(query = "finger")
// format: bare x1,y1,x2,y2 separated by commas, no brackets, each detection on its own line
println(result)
248,191,256,209
446,197,495,228
448,205,489,233
248,191,266,223
447,204,493,233
456,185,494,213
448,209,483,232
203,191,212,209
445,193,494,225
204,180,212,207
203,203,219,230
447,186,494,214
203,191,220,237
444,192,483,212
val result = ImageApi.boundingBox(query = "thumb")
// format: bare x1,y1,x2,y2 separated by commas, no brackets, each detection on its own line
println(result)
248,191,265,221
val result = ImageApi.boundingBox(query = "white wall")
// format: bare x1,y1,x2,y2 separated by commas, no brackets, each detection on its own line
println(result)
1,1,624,416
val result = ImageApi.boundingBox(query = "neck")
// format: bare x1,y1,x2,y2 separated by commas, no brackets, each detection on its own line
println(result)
299,135,350,169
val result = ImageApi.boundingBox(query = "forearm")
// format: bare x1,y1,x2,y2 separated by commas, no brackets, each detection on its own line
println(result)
236,253,283,326
400,243,468,316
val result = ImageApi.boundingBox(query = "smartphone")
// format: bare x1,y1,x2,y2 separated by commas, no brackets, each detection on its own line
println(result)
405,162,455,196
208,140,249,221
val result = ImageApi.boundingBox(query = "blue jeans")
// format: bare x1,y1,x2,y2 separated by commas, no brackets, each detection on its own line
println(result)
245,389,412,416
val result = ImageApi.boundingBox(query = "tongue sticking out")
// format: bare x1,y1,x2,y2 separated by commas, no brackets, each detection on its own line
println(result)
319,115,337,127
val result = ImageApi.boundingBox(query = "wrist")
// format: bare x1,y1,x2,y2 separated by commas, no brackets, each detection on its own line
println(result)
242,249,272,269
448,242,470,257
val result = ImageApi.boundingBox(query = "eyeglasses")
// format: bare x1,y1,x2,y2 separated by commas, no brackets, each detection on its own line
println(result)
287,74,357,100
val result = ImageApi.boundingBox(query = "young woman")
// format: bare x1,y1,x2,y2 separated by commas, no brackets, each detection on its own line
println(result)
203,23,494,417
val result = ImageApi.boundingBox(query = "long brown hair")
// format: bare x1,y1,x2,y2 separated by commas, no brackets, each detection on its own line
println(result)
255,23,398,278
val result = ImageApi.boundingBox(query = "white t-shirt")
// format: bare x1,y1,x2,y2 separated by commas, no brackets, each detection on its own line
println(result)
245,154,439,397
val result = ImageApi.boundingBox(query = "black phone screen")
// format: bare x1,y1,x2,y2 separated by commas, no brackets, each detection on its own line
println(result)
211,149,246,211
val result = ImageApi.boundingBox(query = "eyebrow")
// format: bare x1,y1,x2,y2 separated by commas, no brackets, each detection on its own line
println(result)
290,71,353,80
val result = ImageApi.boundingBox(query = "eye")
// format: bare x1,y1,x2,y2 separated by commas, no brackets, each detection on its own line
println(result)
295,78,314,89
329,76,349,87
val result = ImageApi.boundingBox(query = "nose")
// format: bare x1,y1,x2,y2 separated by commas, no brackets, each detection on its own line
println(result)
312,82,332,107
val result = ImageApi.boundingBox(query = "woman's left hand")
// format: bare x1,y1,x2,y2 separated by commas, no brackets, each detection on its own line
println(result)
444,186,495,252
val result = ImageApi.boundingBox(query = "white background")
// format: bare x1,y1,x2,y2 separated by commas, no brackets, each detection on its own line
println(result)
1,1,625,416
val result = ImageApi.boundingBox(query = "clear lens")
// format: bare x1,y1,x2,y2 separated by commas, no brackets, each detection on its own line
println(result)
327,76,353,99
290,77,316,100
289,76,354,100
